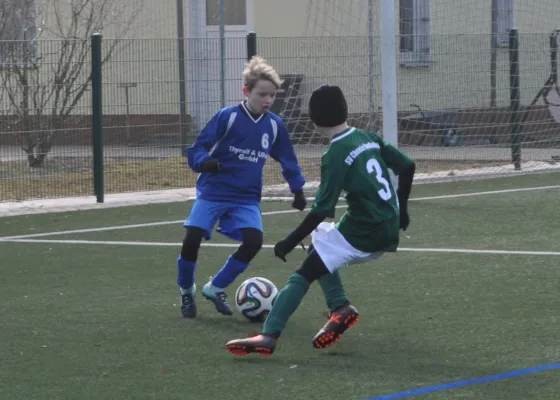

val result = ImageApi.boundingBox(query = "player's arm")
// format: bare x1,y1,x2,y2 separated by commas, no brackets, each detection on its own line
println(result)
269,120,306,193
380,141,416,229
269,120,307,210
274,152,346,260
186,110,224,173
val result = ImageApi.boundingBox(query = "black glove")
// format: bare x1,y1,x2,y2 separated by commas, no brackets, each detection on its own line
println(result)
399,203,410,231
274,213,326,262
292,190,307,211
396,162,415,232
273,237,299,262
200,158,221,173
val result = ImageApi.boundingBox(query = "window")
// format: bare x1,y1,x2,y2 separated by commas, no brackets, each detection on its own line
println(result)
0,0,38,68
399,0,432,67
206,0,246,26
493,0,514,47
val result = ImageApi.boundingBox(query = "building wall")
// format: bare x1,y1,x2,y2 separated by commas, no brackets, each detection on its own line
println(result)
2,0,557,122
255,0,559,114
0,0,180,118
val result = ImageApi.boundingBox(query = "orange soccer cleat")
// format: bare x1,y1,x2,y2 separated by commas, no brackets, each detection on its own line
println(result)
312,303,359,349
226,334,277,356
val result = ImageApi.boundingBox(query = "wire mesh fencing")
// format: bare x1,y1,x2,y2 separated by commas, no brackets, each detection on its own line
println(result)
1,32,559,202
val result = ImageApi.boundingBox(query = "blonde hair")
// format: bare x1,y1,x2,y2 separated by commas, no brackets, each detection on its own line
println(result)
243,56,283,91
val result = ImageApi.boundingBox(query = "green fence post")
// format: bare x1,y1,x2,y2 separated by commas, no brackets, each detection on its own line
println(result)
509,28,521,171
550,30,559,85
247,31,257,60
91,33,104,202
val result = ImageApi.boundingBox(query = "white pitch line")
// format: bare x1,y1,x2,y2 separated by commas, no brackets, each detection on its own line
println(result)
0,238,250,247
403,184,560,201
2,238,560,257
0,238,195,247
0,220,184,240
1,183,560,241
0,208,303,240
398,247,560,256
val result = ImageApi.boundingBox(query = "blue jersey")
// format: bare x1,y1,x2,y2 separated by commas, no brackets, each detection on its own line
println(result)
186,103,306,204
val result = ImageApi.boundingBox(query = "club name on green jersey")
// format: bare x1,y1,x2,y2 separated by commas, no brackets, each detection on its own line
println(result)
309,127,414,253
344,141,381,166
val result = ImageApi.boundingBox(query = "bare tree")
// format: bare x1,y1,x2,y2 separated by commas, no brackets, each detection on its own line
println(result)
0,0,143,167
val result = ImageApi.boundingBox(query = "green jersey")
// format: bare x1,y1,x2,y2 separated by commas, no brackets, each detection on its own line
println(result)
309,127,414,253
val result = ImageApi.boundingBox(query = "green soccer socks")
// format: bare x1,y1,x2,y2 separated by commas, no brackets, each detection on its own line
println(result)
318,270,349,311
262,273,310,336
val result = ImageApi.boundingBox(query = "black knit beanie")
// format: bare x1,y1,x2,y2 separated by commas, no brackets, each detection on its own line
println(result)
308,84,348,127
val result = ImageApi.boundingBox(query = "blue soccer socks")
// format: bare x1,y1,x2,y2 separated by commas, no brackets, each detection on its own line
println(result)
177,256,196,291
210,255,249,290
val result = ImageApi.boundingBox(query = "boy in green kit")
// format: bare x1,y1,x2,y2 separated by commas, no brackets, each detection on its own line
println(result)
225,84,416,356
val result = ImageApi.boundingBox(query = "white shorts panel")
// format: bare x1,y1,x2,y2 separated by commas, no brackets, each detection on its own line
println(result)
311,222,383,272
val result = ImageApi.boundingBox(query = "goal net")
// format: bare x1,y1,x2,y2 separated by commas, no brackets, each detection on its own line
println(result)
258,0,560,197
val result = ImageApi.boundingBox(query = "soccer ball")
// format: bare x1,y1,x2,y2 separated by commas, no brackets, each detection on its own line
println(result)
234,277,279,322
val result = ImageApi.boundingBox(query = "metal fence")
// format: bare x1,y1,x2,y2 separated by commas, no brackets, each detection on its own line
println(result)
1,32,559,202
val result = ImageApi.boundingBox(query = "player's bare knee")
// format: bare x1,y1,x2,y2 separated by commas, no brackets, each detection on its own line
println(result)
181,227,205,261
233,228,263,263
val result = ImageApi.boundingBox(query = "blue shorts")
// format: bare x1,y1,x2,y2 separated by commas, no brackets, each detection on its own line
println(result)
184,199,263,242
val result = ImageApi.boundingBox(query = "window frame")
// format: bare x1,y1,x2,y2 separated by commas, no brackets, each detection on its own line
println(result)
205,0,247,27
399,0,432,68
494,0,514,48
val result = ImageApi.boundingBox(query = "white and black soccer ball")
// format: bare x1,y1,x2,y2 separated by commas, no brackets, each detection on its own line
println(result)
235,277,279,322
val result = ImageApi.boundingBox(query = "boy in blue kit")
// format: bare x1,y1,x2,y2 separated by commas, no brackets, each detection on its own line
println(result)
178,56,307,318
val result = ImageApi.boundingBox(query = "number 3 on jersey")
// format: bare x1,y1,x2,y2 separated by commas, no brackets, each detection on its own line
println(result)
366,158,392,200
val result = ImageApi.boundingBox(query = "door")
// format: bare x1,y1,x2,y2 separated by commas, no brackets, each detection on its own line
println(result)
188,0,254,131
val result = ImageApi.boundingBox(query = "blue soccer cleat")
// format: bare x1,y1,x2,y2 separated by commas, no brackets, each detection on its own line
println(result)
180,289,197,318
202,281,233,316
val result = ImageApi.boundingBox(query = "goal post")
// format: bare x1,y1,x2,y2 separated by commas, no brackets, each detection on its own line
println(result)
379,0,399,149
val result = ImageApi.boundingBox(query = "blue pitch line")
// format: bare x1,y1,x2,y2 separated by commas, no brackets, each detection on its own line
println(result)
366,362,560,400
